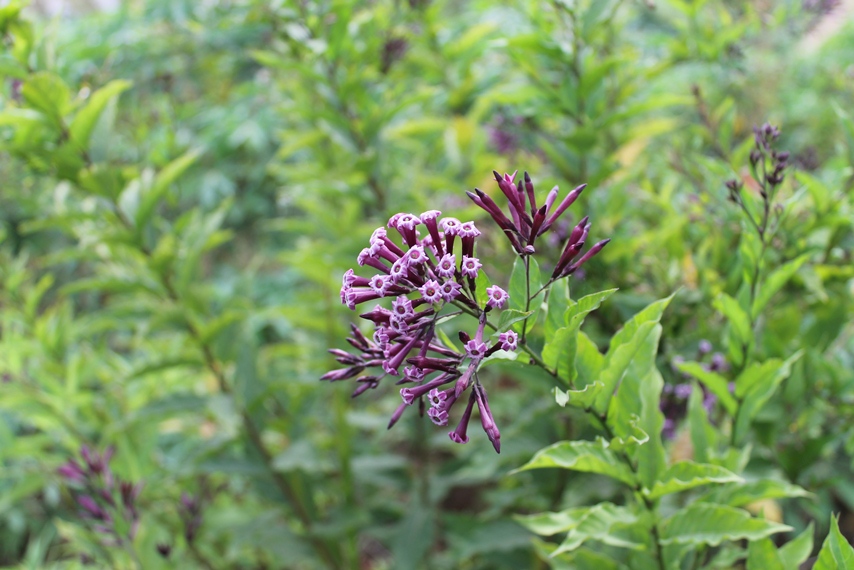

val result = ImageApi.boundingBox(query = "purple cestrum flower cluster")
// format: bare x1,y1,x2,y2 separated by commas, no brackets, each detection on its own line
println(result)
324,170,609,453
57,446,142,546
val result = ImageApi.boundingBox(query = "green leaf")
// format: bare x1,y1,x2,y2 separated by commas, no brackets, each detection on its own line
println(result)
687,383,717,464
517,503,642,556
733,352,802,444
608,417,650,454
814,515,854,570
575,331,605,388
542,289,616,383
509,256,533,312
603,323,663,436
392,504,435,570
751,254,810,319
644,461,742,500
552,504,644,556
474,270,492,307
496,309,533,333
697,479,811,509
594,293,674,413
747,537,786,570
21,72,70,126
676,361,737,415
545,280,570,338
565,289,619,327
594,321,657,413
714,293,753,349
508,257,542,334
69,80,132,149
533,541,627,570
513,440,636,487
554,381,604,410
779,523,814,570
660,503,791,547
136,149,201,231
516,506,600,536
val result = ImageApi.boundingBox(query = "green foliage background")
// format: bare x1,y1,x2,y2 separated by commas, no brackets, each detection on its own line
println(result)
0,0,852,568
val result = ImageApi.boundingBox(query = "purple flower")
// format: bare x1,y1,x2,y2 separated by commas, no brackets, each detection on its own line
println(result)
498,330,518,351
440,280,462,301
419,280,443,304
458,221,481,238
486,285,509,309
324,168,612,453
369,274,392,296
465,339,488,360
428,405,449,426
436,253,456,278
405,245,427,266
391,296,414,320
460,256,482,278
440,218,462,235
427,388,447,408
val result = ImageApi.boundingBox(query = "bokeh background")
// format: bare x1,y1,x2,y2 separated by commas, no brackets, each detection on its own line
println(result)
0,0,852,568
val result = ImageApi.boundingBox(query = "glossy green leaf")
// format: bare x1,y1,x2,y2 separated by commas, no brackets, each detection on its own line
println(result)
513,440,636,487
552,503,644,556
687,383,717,464
554,381,604,410
474,270,492,308
69,79,132,148
21,72,70,126
733,352,802,444
660,503,791,547
594,293,674,413
714,293,753,348
814,515,854,570
136,149,201,231
508,256,542,334
697,479,810,509
747,537,786,570
496,309,533,333
545,280,570,338
676,361,737,415
542,288,615,383
779,523,814,570
644,461,742,500
752,254,810,319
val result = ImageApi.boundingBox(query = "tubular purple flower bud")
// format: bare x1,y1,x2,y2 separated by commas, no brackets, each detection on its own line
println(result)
474,384,500,453
400,374,455,405
321,365,365,382
406,355,461,373
560,238,611,278
352,379,379,398
387,402,408,429
453,361,477,398
524,171,536,215
78,495,106,520
544,185,559,213
449,391,477,444
58,461,86,484
552,216,590,278
529,205,547,244
545,183,586,227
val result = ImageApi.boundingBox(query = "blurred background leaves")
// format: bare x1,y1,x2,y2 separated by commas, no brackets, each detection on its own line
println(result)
0,0,850,568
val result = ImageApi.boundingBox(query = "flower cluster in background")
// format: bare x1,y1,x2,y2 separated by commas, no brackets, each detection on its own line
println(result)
324,171,609,452
57,447,142,547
